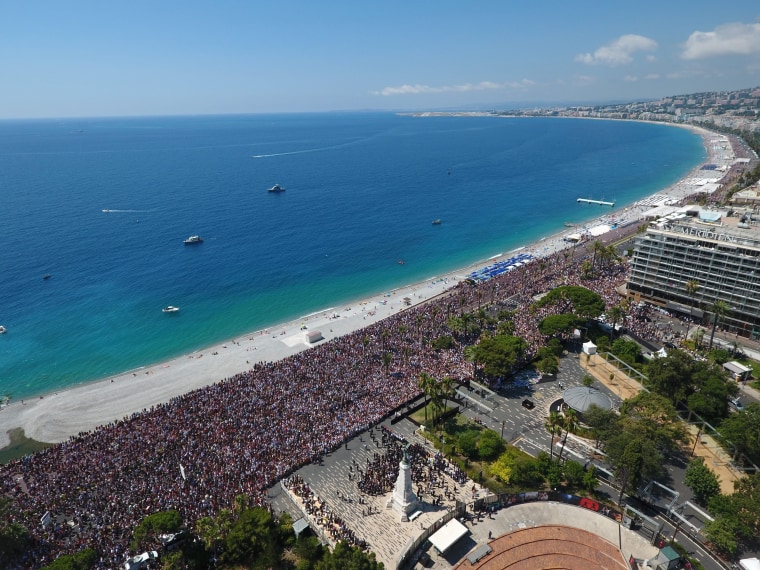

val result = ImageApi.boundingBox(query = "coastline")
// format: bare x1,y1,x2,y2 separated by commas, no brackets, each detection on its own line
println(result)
0,122,729,451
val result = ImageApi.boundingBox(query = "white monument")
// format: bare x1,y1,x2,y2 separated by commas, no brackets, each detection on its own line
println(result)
387,444,419,521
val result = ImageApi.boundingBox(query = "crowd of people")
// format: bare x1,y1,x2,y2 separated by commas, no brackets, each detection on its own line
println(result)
2,221,670,569
282,475,369,552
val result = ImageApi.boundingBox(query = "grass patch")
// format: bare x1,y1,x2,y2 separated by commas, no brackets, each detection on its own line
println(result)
409,402,456,429
0,428,53,464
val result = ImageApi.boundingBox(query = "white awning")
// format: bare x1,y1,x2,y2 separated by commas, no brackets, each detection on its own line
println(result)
429,518,469,554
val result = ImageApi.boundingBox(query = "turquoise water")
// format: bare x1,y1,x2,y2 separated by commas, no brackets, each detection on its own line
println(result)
0,114,704,400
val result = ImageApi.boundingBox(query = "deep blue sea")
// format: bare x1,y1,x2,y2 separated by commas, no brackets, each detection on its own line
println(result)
0,113,704,400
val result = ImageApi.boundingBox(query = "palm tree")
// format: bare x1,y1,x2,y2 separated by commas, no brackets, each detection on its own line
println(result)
557,409,579,462
464,345,479,380
545,411,563,460
693,328,705,350
418,373,436,426
439,376,456,421
708,300,731,351
684,279,700,343
591,240,606,269
382,352,392,377
606,305,625,340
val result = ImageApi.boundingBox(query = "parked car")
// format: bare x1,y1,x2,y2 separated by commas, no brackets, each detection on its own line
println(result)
730,398,744,411
522,399,535,410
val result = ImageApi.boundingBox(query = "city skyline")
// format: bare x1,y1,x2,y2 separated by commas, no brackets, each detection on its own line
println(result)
2,0,760,119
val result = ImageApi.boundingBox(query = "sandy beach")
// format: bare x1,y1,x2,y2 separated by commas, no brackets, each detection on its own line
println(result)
0,123,733,450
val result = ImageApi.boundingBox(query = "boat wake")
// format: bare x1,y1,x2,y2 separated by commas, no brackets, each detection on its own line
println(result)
251,138,364,159
102,209,152,213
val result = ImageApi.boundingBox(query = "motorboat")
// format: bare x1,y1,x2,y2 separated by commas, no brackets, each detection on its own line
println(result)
432,219,442,225
0,325,6,334
268,184,286,193
183,235,203,245
162,306,180,313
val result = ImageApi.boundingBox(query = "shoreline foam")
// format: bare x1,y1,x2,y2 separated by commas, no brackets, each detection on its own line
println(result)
0,122,728,450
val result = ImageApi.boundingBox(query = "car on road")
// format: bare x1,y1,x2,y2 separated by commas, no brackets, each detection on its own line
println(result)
730,398,744,411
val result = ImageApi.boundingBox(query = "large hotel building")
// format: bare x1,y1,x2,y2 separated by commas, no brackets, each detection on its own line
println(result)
626,207,760,340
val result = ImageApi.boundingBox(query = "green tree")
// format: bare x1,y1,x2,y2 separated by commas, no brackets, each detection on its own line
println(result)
704,516,740,557
605,305,625,339
381,351,392,377
582,465,599,492
196,508,234,554
473,334,528,380
717,402,760,463
223,506,281,567
545,411,563,460
294,535,324,565
606,432,663,505
314,541,383,570
644,349,697,404
686,374,734,425
132,510,182,550
40,549,97,570
538,313,581,338
417,372,436,426
707,300,731,352
684,458,721,505
619,391,688,452
458,430,479,459
583,404,618,448
563,460,586,488
557,409,579,462
536,286,605,320
0,498,30,558
684,279,700,342
609,338,641,367
478,429,506,461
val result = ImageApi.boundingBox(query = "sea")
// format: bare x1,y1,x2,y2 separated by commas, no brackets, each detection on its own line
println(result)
0,113,705,401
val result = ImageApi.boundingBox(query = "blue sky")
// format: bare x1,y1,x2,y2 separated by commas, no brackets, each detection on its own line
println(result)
2,0,760,118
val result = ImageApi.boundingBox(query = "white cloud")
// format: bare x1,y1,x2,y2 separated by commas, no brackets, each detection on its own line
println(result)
623,75,638,82
645,73,660,80
373,79,534,97
682,22,760,59
575,34,658,66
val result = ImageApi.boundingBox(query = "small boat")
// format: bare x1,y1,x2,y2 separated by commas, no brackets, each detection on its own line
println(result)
397,259,406,265
0,325,6,334
43,274,51,280
183,235,203,245
432,219,442,225
268,184,286,193
162,306,180,313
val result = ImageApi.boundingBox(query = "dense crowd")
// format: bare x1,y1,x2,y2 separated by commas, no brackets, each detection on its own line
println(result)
1,227,661,569
355,429,466,501
282,475,369,551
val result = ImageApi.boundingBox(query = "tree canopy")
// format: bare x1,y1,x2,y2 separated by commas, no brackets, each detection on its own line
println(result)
473,334,528,380
535,285,605,319
717,402,760,464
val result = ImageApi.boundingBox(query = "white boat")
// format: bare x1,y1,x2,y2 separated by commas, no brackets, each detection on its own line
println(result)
0,325,6,334
162,306,180,313
268,184,286,193
183,235,203,245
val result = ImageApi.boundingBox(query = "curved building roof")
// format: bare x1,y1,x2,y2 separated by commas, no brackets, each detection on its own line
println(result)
562,386,612,414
